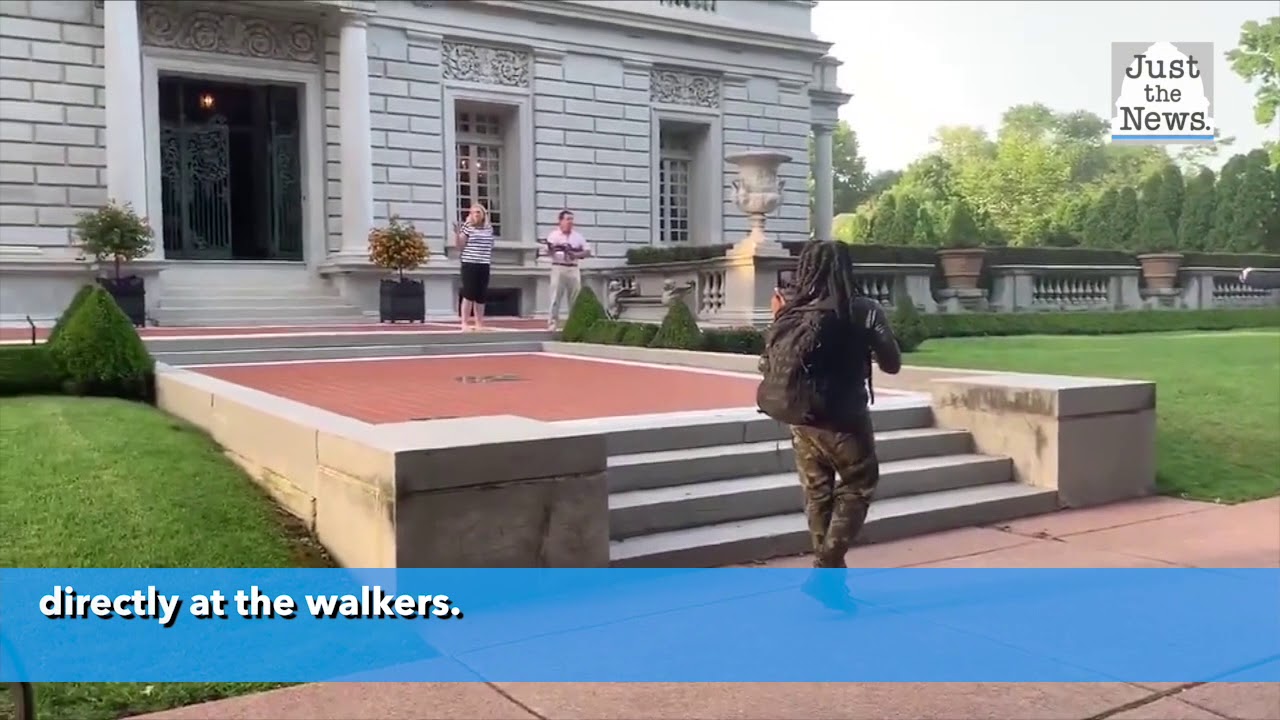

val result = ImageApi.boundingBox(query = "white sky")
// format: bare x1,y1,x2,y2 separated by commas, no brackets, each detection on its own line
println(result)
813,0,1280,173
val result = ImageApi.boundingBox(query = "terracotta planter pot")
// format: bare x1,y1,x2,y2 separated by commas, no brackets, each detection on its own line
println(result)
1137,253,1183,291
937,248,987,290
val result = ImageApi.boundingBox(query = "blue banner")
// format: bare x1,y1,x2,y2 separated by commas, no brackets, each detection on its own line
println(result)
1,568,1277,683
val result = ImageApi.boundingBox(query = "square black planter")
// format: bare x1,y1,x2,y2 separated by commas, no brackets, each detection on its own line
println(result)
379,277,425,323
98,276,145,327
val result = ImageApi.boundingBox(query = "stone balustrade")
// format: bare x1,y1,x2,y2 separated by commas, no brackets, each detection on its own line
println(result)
596,258,1280,325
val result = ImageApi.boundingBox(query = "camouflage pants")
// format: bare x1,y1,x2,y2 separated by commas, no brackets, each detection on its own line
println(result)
791,419,880,568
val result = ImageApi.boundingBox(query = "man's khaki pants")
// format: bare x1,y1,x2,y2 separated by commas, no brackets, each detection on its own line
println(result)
548,264,582,324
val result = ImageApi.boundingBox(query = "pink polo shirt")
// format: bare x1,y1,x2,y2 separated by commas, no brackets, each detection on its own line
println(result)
546,229,586,267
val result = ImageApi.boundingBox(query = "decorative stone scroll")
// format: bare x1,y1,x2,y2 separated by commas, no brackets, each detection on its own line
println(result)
139,3,320,64
650,68,721,108
441,40,530,88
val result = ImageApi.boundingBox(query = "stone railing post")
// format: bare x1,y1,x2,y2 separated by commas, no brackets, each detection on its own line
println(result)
989,268,1033,312
1179,269,1214,309
1115,268,1143,309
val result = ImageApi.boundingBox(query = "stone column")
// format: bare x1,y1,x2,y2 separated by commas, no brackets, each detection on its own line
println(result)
339,14,374,257
103,0,148,220
812,123,834,241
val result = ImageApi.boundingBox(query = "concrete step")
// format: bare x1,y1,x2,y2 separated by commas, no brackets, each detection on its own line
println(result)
598,404,936,456
607,427,972,493
143,329,554,352
157,305,366,322
152,316,376,327
161,280,325,292
609,482,1061,567
158,295,349,309
154,341,545,366
609,453,1010,539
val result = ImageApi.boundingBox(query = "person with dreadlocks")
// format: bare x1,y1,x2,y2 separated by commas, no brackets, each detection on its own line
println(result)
758,240,902,574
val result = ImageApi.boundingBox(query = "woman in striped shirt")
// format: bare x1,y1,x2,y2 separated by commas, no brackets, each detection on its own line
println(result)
453,204,495,331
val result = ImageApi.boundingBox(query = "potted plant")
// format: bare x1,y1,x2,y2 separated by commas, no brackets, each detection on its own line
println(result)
74,201,153,327
368,215,429,323
1133,205,1183,291
936,201,986,290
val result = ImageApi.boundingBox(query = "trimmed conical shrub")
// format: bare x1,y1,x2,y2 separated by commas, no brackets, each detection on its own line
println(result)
52,286,154,400
649,300,703,350
561,286,608,342
47,283,94,346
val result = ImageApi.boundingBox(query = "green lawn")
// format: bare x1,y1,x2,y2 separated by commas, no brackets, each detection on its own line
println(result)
0,396,331,720
910,329,1280,503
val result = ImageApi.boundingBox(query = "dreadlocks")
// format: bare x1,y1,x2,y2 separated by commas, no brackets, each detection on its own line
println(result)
786,240,863,321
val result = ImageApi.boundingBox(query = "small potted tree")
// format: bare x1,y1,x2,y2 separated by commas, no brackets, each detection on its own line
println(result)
75,201,153,327
936,201,986,290
368,215,429,323
1133,203,1183,291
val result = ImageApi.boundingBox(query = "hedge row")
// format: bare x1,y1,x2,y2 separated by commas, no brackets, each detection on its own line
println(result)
626,242,1280,269
0,284,155,400
924,307,1280,338
567,303,1280,357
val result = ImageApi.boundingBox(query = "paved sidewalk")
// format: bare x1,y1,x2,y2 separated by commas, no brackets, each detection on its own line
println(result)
134,496,1280,720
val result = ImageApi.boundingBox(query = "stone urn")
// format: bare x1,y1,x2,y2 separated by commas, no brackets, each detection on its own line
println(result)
937,248,987,290
1137,252,1183,291
727,150,790,257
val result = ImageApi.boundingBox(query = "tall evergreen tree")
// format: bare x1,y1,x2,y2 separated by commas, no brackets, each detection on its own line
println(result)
1114,186,1140,250
944,200,981,247
1177,168,1216,250
913,206,937,246
869,194,897,245
1135,181,1177,252
891,195,922,245
1083,188,1119,248
1157,163,1185,230
1268,165,1280,252
1228,149,1276,252
1208,154,1247,250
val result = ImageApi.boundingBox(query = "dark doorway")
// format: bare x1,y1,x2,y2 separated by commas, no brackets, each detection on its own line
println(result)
458,288,522,317
158,76,303,261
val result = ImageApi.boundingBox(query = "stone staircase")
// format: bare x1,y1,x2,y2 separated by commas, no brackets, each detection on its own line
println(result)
154,264,369,327
568,403,1059,567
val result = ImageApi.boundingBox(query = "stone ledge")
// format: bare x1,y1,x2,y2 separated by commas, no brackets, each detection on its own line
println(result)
154,364,609,568
931,373,1156,419
928,373,1157,508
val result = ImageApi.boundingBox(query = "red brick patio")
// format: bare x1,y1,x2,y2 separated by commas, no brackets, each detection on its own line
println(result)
194,354,759,423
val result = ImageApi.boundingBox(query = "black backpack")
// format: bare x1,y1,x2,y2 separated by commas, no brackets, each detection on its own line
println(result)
756,301,849,427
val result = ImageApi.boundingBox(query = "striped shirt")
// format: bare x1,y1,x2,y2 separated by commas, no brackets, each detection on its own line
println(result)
458,222,494,265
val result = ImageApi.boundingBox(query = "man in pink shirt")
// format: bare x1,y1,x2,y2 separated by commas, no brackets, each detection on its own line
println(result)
543,209,590,331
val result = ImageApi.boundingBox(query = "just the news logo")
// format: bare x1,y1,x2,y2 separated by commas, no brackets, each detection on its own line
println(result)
1109,41,1217,145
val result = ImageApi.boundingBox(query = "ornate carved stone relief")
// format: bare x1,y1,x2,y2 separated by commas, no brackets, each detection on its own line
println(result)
139,3,321,64
441,40,531,88
650,68,721,108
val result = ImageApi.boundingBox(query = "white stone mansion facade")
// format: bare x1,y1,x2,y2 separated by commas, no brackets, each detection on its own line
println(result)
0,0,848,323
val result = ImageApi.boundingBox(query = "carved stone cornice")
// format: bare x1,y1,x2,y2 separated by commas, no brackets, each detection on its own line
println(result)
441,39,531,87
650,67,721,109
139,2,321,64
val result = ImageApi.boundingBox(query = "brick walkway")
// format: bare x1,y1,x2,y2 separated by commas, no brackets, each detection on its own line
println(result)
134,497,1279,720
194,354,760,423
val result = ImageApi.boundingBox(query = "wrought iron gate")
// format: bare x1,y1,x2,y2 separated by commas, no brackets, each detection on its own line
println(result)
159,79,303,261
269,130,302,259
161,116,233,259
